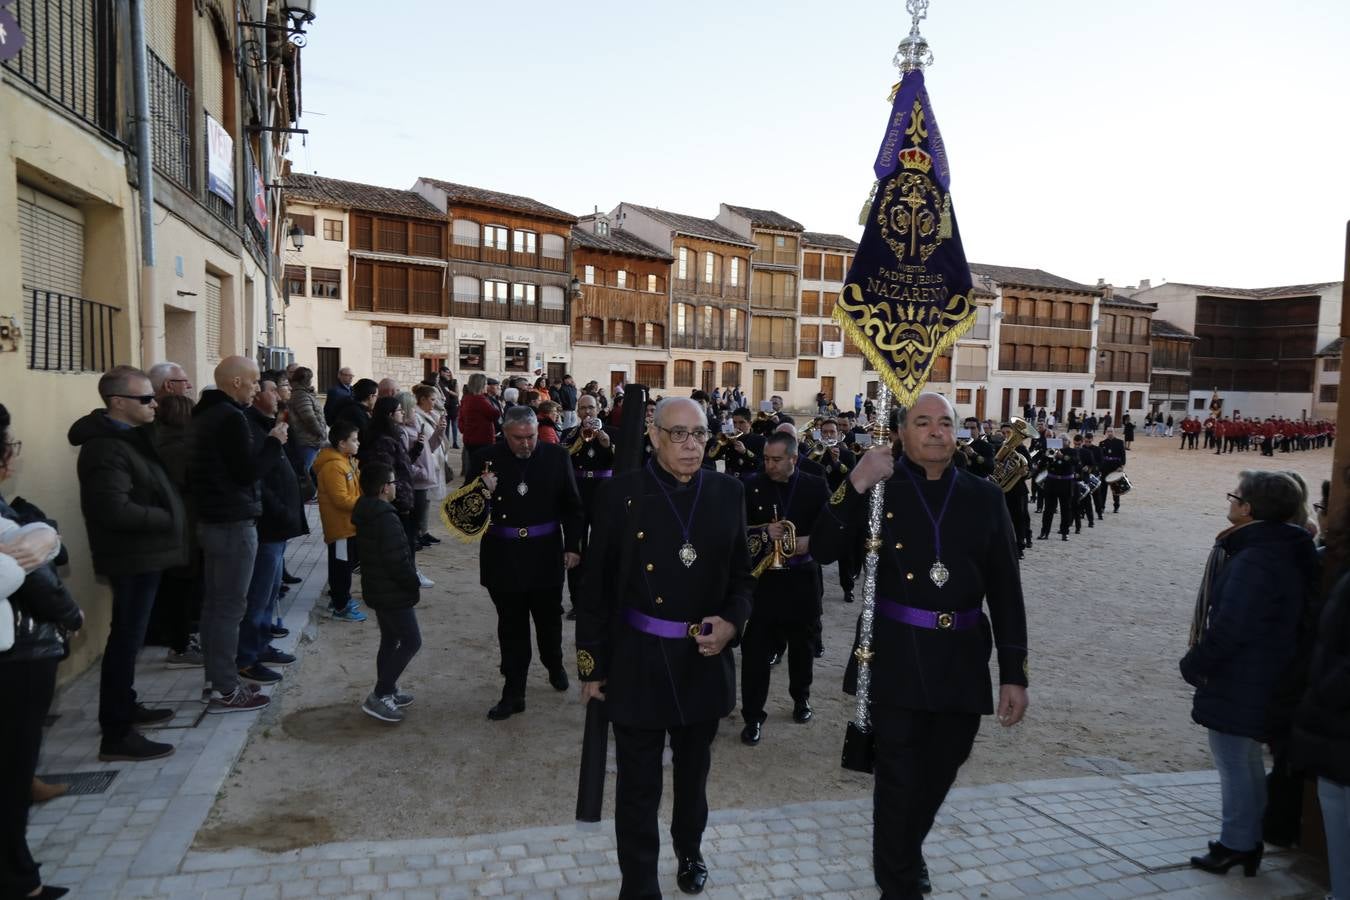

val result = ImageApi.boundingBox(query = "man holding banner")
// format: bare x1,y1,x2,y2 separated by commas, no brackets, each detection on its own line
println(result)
814,3,1031,895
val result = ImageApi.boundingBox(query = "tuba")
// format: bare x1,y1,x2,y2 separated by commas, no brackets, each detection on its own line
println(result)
991,417,1033,493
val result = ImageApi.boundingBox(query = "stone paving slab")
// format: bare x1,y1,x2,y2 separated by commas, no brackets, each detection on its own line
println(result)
22,524,1332,898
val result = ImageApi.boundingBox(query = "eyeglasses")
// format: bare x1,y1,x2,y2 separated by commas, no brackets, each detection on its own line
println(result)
657,426,711,444
1227,493,1246,505
2,440,20,459
109,394,156,405
385,480,397,486
1314,502,1327,513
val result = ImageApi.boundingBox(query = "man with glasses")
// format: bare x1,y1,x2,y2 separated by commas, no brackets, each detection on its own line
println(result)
69,366,187,761
477,405,584,721
577,397,754,896
323,366,356,422
148,361,193,398
561,394,613,621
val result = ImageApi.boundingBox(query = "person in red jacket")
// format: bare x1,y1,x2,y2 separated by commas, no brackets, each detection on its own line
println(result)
458,374,500,484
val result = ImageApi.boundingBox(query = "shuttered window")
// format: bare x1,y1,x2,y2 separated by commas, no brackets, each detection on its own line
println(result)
411,269,441,315
452,219,479,246
635,362,666,389
541,285,565,309
199,19,224,122
17,187,85,295
377,266,408,313
386,326,414,358
204,273,223,366
284,265,306,297
352,214,372,249
147,0,178,65
311,268,340,299
412,222,440,257
673,360,695,387
352,262,374,310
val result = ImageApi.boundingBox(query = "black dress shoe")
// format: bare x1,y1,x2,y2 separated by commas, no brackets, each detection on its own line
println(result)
37,887,70,899
842,591,854,603
422,534,441,544
813,645,824,659
1037,533,1049,541
1190,841,1262,876
486,698,525,721
917,859,932,893
1016,551,1025,560
282,571,302,585
740,721,763,745
792,701,813,723
131,703,175,725
676,853,709,894
548,668,569,691
271,625,290,639
767,652,781,666
1061,534,1069,541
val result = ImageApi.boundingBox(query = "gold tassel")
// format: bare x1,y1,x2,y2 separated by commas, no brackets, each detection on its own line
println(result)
859,180,879,226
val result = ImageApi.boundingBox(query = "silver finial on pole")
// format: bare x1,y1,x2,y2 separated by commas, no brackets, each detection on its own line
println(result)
894,0,934,73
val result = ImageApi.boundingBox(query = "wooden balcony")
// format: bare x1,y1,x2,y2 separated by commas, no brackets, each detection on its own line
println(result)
753,248,798,267
449,294,567,324
1002,315,1090,330
1100,332,1151,346
750,340,796,359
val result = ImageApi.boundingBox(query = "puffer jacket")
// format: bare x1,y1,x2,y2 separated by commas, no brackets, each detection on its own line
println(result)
315,447,360,542
1180,520,1320,740
189,389,281,523
351,496,420,610
1291,570,1350,784
288,384,327,448
409,411,445,491
0,496,83,663
245,407,309,542
67,409,187,576
361,430,416,515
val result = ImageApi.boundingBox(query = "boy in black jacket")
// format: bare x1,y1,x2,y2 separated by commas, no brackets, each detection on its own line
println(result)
352,462,422,723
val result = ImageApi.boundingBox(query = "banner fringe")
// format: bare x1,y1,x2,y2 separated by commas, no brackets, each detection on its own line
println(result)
831,299,978,411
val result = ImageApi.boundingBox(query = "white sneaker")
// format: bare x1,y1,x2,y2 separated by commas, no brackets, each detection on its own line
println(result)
417,571,434,588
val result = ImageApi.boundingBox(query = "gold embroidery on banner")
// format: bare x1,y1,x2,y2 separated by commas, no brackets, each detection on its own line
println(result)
829,481,850,506
577,650,595,677
439,477,491,543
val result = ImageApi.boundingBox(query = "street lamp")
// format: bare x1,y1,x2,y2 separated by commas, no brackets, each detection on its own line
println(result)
239,0,318,67
288,223,305,250
569,277,581,299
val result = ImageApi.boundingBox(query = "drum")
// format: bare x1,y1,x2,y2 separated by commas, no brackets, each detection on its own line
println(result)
1077,474,1102,500
1106,470,1132,495
1034,469,1049,486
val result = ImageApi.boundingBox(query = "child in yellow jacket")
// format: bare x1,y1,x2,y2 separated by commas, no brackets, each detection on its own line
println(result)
315,421,365,621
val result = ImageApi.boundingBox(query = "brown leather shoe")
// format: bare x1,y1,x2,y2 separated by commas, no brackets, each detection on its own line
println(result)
32,777,68,803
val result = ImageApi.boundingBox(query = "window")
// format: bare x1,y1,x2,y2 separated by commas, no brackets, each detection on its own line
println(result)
378,219,407,254
675,303,690,337
377,266,408,313
640,323,665,347
574,316,603,343
484,280,508,304
647,274,658,293
616,270,627,289
484,225,509,250
801,252,822,280
610,320,635,345
1194,398,1206,410
1320,384,1339,403
1129,390,1145,407
635,362,666,389
823,254,844,281
821,292,839,316
459,341,484,370
722,362,741,386
729,258,741,288
311,268,341,299
323,219,343,241
513,230,537,255
353,262,374,310
703,251,719,286
801,290,820,317
290,214,315,235
504,343,530,371
1070,390,1083,407
412,269,441,315
386,326,414,358
798,359,816,379
822,324,841,343
424,328,440,340
677,247,689,280
673,360,695,387
353,215,373,249
596,220,610,235
541,233,566,260
1096,390,1111,408
584,265,595,284
412,222,441,257
773,370,789,392
955,389,972,404
285,265,306,297
1036,389,1048,406
541,285,565,309
1326,358,1342,373
512,283,537,306
452,219,480,246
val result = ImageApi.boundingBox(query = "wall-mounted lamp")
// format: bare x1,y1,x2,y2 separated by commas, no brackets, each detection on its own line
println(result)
568,277,581,299
288,224,305,250
239,0,318,69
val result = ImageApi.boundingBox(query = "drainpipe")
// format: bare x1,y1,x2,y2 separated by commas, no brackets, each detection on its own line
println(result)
129,0,159,358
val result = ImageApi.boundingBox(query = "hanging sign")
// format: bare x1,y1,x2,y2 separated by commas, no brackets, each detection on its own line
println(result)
0,7,26,63
205,113,235,205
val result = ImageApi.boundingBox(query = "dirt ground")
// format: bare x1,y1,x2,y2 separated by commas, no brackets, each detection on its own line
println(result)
195,434,1338,851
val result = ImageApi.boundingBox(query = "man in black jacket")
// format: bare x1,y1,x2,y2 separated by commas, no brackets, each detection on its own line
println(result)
329,378,378,442
236,379,308,685
190,356,288,714
69,366,187,762
478,405,585,720
322,366,355,422
576,397,754,897
811,392,1028,900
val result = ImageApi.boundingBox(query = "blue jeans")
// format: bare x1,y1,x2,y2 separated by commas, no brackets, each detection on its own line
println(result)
299,445,319,477
1321,777,1350,900
447,416,460,448
238,539,285,667
1208,729,1266,851
99,571,163,742
374,607,422,696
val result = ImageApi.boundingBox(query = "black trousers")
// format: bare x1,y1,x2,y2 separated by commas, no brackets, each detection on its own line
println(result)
613,718,719,899
565,509,596,608
100,572,162,742
488,587,563,698
1075,492,1095,529
1004,487,1030,548
1039,485,1074,536
874,707,981,899
0,658,59,898
741,617,813,722
839,541,859,596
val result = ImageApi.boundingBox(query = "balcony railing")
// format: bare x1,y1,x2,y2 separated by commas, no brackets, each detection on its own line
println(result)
23,285,117,372
448,294,567,324
751,291,797,310
1002,316,1090,330
1002,362,1090,374
799,339,821,356
671,332,745,352
3,0,119,137
749,340,796,359
753,248,798,267
1097,369,1147,383
148,49,192,190
1101,332,1151,346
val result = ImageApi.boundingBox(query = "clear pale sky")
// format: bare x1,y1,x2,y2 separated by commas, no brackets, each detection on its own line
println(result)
293,0,1348,289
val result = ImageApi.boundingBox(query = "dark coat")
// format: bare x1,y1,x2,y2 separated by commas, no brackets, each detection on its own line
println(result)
1291,570,1350,784
189,390,281,523
576,464,755,729
1180,520,1319,740
478,442,584,591
323,382,353,423
811,457,1029,714
1098,437,1127,471
352,496,420,610
745,470,829,622
67,410,187,576
561,424,617,514
0,495,83,662
245,407,309,542
360,430,416,515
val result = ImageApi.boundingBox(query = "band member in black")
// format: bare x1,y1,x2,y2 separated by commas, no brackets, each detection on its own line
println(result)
709,407,764,481
562,393,615,620
811,392,1028,899
478,406,584,720
1097,426,1127,514
1000,422,1033,558
576,397,754,897
813,418,859,602
1038,443,1076,542
1074,434,1098,532
740,432,829,745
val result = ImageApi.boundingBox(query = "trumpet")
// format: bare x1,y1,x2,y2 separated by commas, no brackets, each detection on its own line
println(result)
767,504,798,570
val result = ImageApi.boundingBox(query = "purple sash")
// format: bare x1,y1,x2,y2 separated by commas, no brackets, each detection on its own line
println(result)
623,607,712,639
877,598,981,631
486,521,559,540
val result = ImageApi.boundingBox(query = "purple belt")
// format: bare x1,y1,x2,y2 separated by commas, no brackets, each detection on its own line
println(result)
785,553,815,568
486,521,559,540
623,607,712,639
575,469,614,479
1047,474,1075,481
877,598,981,631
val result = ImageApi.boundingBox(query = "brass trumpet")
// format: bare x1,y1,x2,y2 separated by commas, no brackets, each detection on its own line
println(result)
767,504,798,570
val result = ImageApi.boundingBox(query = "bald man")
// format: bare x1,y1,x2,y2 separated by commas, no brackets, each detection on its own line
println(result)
189,356,288,714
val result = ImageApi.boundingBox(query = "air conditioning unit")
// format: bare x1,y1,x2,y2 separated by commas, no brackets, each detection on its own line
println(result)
264,346,294,372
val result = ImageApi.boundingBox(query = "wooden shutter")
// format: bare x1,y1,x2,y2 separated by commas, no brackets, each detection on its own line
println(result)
200,18,224,122
377,266,408,313
146,0,178,64
385,326,414,358
204,273,222,366
17,187,85,295
411,268,441,315
353,261,374,310
352,214,373,249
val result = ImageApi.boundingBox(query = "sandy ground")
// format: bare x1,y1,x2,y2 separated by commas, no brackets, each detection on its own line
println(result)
195,434,1338,852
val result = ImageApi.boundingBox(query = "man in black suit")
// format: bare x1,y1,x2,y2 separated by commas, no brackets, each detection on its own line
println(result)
1074,433,1099,532
561,393,615,620
813,418,859,602
709,407,763,482
740,432,829,745
811,392,1029,900
1097,426,1127,514
477,405,584,720
576,397,754,897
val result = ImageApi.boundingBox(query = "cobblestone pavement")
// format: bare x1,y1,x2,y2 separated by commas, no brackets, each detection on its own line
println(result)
26,527,1331,899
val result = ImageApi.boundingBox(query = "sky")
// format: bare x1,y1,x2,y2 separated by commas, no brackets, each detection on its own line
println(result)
292,0,1349,290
